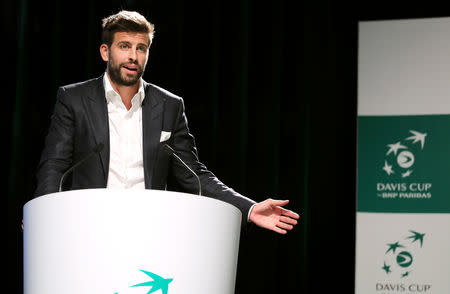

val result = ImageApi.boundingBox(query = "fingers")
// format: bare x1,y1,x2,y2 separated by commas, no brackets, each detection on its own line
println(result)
280,215,298,225
277,221,294,231
272,226,287,234
281,208,300,219
271,218,297,234
275,213,299,234
269,199,300,219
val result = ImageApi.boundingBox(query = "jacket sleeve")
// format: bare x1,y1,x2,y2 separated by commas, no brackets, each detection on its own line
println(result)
34,87,75,198
167,98,256,225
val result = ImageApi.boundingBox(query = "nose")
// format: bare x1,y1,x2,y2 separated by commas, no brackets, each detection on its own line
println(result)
128,48,137,61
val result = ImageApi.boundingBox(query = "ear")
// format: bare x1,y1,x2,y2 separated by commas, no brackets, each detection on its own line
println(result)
99,44,109,62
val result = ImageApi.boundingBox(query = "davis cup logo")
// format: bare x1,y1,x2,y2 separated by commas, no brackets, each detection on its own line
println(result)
377,130,432,199
382,130,427,178
376,230,432,293
381,230,425,278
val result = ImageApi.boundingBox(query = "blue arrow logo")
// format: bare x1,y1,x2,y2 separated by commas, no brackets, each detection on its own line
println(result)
131,270,173,294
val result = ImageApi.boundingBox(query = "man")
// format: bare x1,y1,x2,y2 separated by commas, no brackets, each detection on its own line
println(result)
35,10,299,234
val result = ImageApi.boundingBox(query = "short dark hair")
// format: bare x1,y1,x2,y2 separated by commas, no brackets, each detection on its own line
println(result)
101,10,155,47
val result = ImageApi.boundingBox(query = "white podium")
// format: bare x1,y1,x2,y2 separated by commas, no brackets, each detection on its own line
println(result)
23,189,242,294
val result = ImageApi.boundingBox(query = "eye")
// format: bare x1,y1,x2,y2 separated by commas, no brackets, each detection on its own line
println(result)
137,46,147,52
119,44,130,49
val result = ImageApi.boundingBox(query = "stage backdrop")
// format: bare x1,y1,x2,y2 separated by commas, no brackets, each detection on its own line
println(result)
356,18,450,294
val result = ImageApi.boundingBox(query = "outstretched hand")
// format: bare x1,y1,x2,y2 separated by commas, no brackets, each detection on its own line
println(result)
249,199,300,234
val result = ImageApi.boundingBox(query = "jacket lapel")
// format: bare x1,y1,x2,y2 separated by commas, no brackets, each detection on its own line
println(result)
82,75,110,184
142,81,165,188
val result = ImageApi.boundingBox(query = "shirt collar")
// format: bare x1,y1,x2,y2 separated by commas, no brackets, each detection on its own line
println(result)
103,72,145,108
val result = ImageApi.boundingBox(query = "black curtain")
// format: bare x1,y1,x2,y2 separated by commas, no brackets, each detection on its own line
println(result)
8,0,445,293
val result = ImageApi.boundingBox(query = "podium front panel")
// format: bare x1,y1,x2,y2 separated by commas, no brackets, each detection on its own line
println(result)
23,189,242,294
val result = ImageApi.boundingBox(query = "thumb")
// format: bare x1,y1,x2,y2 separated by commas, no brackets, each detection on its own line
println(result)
270,199,289,206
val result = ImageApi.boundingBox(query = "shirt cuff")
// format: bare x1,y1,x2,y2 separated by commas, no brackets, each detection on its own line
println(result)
247,203,256,222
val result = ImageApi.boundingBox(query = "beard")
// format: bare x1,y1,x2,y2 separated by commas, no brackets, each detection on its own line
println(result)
107,53,146,86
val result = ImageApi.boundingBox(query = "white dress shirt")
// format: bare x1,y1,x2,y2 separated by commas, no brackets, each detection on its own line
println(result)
104,74,146,189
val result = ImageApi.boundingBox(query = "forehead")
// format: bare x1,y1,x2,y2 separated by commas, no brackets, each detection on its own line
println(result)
112,31,150,46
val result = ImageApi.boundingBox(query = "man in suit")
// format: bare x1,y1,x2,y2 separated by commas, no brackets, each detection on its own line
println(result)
35,10,299,234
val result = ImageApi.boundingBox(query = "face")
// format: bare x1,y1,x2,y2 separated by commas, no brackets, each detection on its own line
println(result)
100,31,150,87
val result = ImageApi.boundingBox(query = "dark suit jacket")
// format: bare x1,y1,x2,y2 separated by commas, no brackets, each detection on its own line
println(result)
35,74,255,224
